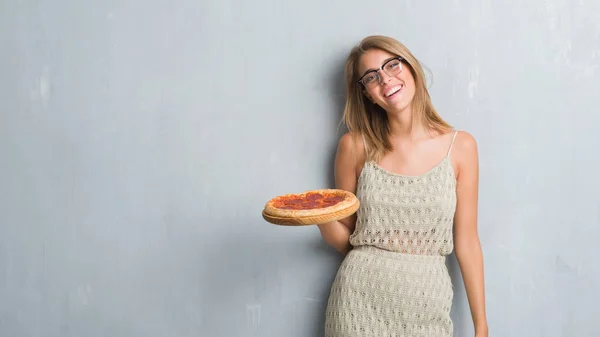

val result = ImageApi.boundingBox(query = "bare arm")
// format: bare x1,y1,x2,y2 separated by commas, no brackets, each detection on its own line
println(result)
453,132,488,336
317,133,359,254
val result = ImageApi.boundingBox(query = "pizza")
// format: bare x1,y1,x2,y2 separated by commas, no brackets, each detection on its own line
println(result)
263,189,358,219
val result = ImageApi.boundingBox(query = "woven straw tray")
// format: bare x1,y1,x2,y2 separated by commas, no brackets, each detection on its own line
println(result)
262,199,360,226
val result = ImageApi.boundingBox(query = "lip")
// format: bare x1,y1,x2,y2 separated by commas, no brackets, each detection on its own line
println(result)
383,84,403,99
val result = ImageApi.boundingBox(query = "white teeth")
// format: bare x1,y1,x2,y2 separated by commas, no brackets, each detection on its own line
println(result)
385,85,403,97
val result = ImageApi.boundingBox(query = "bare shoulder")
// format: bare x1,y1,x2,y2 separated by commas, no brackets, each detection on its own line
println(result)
454,131,478,154
451,130,479,177
338,131,356,152
337,131,367,157
335,132,357,169
336,131,368,178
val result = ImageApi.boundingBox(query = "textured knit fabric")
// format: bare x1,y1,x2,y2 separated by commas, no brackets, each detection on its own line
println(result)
324,132,458,337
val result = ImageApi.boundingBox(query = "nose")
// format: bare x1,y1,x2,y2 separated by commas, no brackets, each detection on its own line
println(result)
378,70,393,84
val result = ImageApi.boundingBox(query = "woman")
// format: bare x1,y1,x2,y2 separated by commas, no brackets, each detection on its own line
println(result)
318,35,488,336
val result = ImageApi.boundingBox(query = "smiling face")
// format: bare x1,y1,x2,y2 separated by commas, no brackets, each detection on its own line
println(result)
357,48,416,115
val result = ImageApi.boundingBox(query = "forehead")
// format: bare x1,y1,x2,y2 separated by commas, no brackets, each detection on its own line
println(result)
358,49,398,75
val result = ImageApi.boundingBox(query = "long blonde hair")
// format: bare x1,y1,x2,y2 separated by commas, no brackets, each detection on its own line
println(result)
343,35,452,162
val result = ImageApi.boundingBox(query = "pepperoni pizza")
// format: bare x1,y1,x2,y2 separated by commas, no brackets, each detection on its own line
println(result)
263,189,359,223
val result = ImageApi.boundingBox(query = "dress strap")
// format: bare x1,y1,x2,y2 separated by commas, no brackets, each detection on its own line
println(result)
446,130,459,156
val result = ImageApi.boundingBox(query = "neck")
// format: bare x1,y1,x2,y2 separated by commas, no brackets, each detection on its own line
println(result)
387,105,423,140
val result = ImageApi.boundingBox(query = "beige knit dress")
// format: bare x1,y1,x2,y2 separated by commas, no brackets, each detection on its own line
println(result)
324,131,458,337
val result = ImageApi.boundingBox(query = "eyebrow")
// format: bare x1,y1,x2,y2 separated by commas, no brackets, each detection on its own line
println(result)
360,57,398,78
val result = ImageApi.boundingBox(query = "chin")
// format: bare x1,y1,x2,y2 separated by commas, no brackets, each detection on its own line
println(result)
386,101,412,114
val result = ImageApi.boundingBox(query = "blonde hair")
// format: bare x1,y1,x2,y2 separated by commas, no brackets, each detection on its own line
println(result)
342,35,452,162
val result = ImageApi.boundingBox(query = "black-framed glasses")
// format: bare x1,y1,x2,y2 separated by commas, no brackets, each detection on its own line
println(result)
358,56,404,89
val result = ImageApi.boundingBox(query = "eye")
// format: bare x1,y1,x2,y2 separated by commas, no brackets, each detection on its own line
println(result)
363,73,377,83
386,60,401,70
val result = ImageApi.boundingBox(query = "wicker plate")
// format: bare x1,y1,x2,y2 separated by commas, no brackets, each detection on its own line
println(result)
262,198,360,226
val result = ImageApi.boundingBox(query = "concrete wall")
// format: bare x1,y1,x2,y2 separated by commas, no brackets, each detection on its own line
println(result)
1,0,599,336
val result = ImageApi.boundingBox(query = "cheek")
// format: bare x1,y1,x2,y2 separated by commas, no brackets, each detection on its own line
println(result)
366,88,383,100
399,72,413,85
402,75,416,94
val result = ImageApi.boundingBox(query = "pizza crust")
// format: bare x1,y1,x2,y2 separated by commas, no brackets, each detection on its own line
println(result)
263,189,358,218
